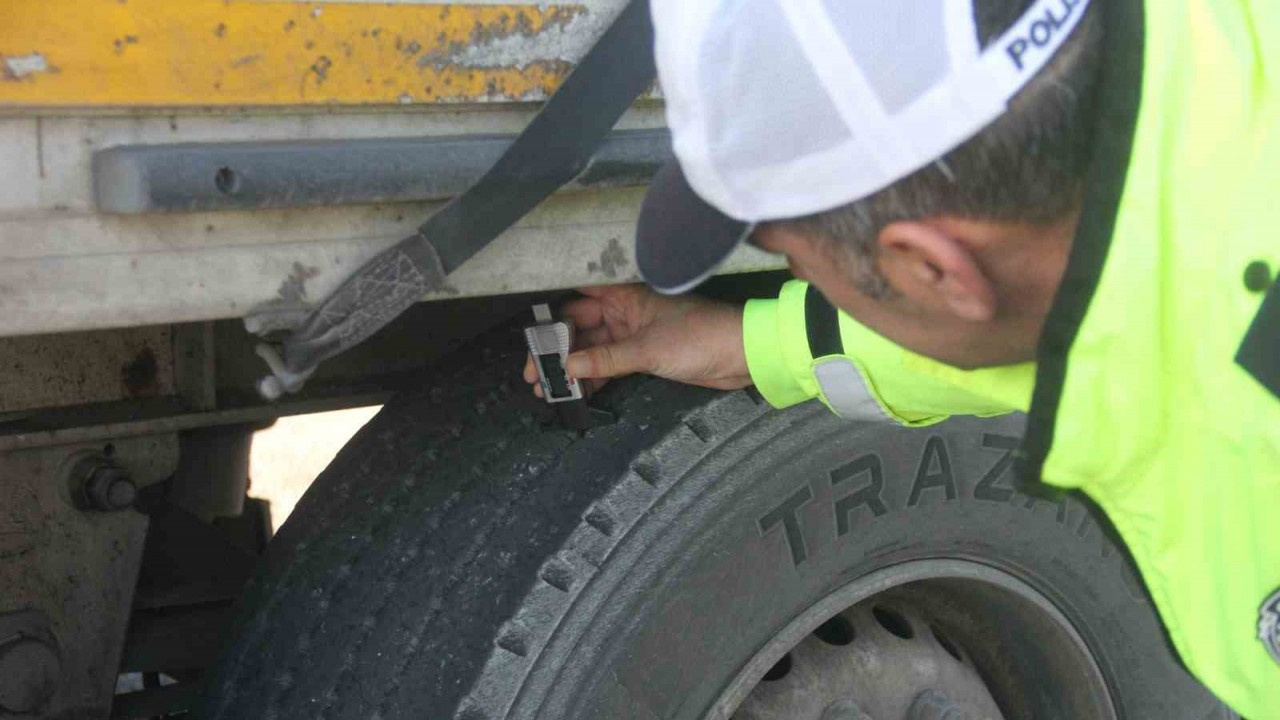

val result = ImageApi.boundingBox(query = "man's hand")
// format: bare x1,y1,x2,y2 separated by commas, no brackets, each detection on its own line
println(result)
522,284,752,398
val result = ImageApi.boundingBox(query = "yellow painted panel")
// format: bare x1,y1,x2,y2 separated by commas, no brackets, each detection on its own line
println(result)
0,1,590,107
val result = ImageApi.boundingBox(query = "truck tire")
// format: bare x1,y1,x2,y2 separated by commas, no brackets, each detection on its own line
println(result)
198,329,1230,720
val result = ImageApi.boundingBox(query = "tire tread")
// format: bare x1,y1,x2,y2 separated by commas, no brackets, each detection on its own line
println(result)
200,330,768,720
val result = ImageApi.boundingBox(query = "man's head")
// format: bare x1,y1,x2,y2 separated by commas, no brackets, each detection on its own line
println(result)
636,0,1104,368
760,1,1102,367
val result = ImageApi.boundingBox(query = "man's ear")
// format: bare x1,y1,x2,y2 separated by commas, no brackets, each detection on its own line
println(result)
876,220,996,322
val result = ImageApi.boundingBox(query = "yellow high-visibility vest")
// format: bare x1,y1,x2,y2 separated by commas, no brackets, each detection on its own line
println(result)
743,1,1280,716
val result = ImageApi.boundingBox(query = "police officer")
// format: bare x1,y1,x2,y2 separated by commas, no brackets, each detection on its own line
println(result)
523,0,1278,715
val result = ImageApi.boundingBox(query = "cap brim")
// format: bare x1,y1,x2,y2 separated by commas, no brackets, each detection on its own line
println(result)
636,160,753,295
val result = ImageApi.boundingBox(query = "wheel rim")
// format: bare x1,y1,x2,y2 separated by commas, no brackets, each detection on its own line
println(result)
707,560,1118,720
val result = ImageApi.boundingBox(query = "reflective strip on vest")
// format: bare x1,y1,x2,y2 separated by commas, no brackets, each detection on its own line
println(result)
813,358,890,422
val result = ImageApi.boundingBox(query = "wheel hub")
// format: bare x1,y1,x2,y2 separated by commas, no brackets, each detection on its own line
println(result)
734,601,1003,720
711,560,1117,720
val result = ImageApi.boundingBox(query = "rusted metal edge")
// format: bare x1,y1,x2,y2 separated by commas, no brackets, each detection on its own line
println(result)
0,393,390,452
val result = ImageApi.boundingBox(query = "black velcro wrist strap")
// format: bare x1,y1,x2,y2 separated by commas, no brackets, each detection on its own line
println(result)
805,285,843,359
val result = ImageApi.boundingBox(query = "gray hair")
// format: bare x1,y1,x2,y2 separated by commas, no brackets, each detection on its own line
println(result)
770,1,1104,299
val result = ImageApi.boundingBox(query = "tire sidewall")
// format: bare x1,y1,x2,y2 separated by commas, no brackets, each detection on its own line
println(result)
516,407,1218,720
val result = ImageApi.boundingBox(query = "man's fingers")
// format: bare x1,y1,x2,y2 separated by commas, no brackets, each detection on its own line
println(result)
566,340,645,380
524,285,652,396
523,354,539,384
579,326,614,349
561,296,606,330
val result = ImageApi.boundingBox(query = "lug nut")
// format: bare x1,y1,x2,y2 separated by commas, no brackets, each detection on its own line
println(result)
0,636,60,714
71,457,137,512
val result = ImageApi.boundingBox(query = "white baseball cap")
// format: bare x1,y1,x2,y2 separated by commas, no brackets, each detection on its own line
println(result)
636,0,1092,294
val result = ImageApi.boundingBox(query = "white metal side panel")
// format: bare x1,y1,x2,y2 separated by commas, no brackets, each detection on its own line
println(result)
0,0,784,338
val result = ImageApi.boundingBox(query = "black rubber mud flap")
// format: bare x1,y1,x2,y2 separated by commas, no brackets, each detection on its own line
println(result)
199,328,1230,720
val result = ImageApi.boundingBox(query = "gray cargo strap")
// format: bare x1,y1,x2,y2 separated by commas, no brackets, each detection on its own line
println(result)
249,0,656,399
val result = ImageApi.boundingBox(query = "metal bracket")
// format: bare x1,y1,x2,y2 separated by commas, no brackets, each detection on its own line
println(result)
94,129,671,214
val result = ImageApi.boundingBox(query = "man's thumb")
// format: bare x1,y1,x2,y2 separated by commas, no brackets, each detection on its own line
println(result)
566,342,644,379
